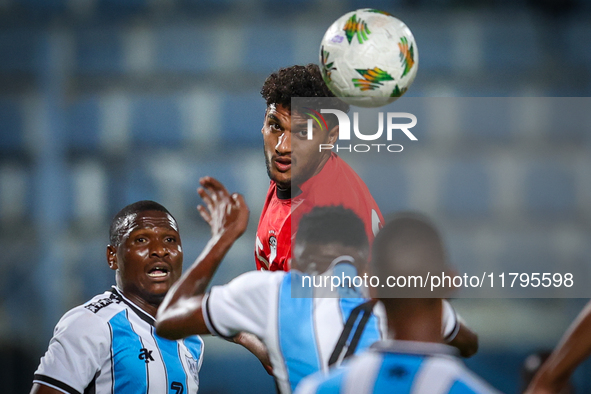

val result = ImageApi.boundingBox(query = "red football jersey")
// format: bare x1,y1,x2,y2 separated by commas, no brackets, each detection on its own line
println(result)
255,153,384,271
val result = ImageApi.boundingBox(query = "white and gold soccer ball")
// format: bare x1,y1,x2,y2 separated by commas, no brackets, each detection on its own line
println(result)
319,9,419,108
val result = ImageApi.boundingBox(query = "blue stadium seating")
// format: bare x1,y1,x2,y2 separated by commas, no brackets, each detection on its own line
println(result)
0,98,25,153
0,29,41,73
442,159,491,217
243,25,295,73
130,94,183,147
66,95,101,151
525,163,577,217
154,25,215,73
76,28,124,74
220,91,266,147
462,98,514,141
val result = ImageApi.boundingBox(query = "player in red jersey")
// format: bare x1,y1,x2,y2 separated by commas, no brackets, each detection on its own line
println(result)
256,64,384,271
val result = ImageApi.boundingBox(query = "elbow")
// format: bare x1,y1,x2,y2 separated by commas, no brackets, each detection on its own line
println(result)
449,324,479,358
460,332,479,358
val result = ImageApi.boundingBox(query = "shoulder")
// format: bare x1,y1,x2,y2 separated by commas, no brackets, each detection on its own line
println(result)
55,291,124,335
296,351,379,394
414,355,499,394
224,270,285,292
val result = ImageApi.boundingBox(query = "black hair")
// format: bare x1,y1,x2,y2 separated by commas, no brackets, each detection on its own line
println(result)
295,206,368,251
109,200,175,246
261,64,350,127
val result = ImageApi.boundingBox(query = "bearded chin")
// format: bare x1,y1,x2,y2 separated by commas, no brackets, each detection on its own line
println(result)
264,148,291,190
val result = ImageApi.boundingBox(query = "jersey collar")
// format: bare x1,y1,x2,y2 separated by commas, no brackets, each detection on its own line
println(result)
110,286,156,326
371,339,460,357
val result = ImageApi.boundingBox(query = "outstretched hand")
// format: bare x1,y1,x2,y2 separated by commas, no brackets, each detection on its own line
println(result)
197,176,249,239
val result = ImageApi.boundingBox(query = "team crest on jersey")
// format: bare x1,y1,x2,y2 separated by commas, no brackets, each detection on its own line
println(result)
186,355,199,385
268,235,277,266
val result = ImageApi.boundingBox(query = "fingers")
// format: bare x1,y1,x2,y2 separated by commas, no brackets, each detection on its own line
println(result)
197,204,211,224
232,193,248,211
200,176,230,198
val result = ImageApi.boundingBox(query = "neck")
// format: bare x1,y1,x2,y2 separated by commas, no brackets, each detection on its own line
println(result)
384,299,442,343
116,286,161,319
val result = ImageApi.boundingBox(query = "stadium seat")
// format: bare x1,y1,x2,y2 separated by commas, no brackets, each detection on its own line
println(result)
154,25,215,73
461,98,514,142
481,17,540,71
75,27,124,75
129,94,183,148
66,95,101,152
0,98,25,154
0,29,41,73
243,25,295,74
524,163,577,217
442,159,491,217
220,91,266,147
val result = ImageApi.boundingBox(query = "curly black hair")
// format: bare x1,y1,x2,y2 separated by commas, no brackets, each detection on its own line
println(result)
261,64,349,126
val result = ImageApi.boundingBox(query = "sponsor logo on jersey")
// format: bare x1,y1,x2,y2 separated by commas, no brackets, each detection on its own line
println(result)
139,348,154,363
85,294,122,313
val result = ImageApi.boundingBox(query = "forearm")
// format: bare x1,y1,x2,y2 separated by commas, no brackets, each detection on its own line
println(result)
156,232,240,338
527,301,591,393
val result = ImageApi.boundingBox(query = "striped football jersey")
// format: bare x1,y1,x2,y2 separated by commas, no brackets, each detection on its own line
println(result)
203,270,459,394
34,287,204,394
295,340,500,394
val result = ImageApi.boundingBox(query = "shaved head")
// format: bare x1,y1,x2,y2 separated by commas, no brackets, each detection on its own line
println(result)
371,213,450,298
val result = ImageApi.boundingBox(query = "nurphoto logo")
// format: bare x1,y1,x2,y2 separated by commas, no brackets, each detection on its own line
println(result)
305,108,418,153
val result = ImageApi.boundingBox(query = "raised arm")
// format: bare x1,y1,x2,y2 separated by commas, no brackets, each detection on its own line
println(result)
525,300,591,394
156,176,249,339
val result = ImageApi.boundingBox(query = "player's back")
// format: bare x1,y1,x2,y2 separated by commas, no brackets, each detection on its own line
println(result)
204,270,387,394
296,340,499,394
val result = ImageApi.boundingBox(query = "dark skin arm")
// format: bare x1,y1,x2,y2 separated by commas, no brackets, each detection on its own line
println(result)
449,322,479,358
525,300,591,394
30,384,63,394
156,176,249,339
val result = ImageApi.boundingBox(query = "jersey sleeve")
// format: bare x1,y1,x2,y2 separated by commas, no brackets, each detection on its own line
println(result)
202,271,280,339
442,300,460,342
33,307,110,394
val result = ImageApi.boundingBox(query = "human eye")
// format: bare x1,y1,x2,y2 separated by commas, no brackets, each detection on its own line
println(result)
295,128,308,138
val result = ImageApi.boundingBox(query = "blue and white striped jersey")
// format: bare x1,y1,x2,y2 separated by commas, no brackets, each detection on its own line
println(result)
34,287,204,394
295,340,500,394
203,270,459,394
203,270,387,394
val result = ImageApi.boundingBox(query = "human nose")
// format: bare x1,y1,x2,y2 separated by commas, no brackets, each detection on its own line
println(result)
275,131,291,154
150,241,169,257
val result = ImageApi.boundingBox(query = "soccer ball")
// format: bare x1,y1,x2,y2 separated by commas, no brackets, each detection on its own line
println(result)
319,9,418,108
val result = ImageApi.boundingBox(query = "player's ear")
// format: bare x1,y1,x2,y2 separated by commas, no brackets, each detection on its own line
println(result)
328,124,339,145
107,245,118,271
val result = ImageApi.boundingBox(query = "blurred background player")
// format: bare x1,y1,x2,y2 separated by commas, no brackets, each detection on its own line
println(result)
256,64,384,271
157,201,473,393
30,201,204,394
296,213,497,394
525,301,591,393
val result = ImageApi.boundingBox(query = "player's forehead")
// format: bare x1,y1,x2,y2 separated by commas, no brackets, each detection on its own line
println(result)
266,104,308,125
120,210,179,238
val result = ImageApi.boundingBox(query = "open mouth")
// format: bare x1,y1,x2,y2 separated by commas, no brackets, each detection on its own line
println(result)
147,266,170,278
274,157,292,172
